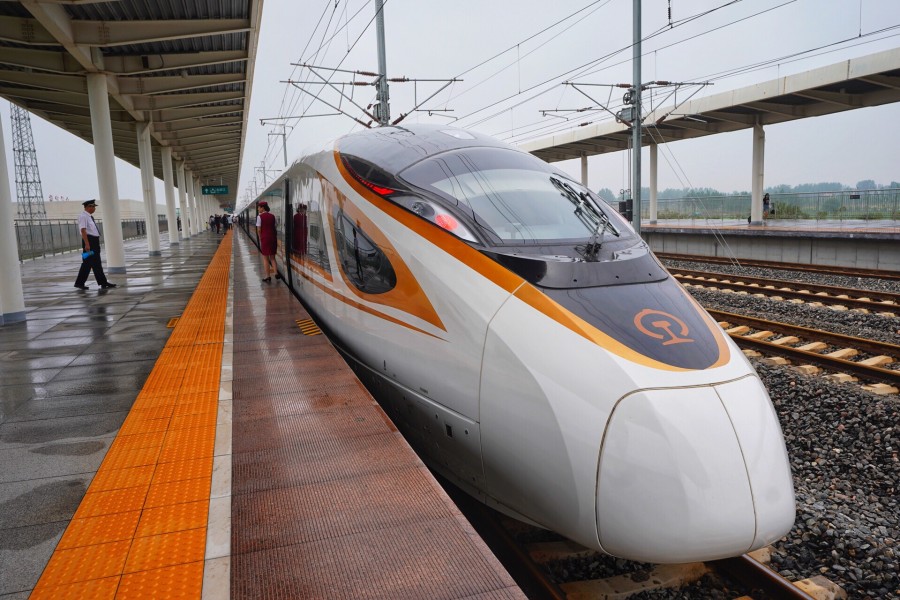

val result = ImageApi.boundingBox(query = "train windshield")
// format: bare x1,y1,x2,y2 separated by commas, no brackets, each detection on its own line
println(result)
400,147,625,243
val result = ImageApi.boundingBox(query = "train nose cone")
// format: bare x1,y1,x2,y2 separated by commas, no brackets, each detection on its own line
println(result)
596,378,794,563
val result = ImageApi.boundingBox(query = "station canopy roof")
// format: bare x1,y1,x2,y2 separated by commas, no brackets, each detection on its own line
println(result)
0,0,263,207
523,48,900,164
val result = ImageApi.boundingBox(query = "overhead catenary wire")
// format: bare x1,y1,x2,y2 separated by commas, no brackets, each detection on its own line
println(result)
445,0,617,105
451,0,779,131
643,123,742,267
254,2,377,178
492,16,899,147
263,0,623,178
254,0,761,187
244,0,896,207
247,0,338,198
246,0,755,200
255,0,385,196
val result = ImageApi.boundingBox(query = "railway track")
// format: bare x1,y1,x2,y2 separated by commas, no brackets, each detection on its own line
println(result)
671,268,900,313
709,309,900,391
505,518,832,599
656,252,900,282
442,476,836,599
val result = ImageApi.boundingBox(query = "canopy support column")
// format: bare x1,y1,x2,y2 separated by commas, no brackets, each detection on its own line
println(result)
750,123,766,225
86,72,126,273
177,162,190,237
0,110,25,324
137,122,161,256
162,147,178,246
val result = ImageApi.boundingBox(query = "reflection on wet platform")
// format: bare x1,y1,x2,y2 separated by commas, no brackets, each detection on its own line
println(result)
0,232,223,597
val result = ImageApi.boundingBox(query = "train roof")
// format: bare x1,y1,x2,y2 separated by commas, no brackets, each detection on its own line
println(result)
335,124,523,174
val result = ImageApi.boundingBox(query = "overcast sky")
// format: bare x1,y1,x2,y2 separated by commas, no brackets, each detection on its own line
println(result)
5,0,900,208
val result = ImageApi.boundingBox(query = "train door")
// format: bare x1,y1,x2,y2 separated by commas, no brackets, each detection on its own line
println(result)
282,178,293,287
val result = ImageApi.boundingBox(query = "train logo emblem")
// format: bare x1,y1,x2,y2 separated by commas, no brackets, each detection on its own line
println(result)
633,309,694,346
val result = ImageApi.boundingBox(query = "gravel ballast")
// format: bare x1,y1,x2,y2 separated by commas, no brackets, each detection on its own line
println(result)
673,259,899,599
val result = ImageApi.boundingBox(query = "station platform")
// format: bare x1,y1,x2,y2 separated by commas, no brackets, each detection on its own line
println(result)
642,218,900,239
0,230,523,599
641,218,900,271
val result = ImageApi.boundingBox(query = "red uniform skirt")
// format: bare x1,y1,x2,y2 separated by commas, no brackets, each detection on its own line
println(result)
258,212,277,256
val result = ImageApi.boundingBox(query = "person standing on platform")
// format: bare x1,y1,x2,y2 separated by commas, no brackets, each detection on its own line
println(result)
74,199,117,290
763,193,771,221
256,201,279,282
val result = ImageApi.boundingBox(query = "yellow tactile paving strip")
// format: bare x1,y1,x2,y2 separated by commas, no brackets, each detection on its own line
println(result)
31,233,232,599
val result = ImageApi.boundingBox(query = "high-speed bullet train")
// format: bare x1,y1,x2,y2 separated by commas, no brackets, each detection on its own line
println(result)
241,124,795,563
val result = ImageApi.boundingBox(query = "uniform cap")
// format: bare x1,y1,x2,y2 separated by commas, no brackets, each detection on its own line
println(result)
83,199,97,207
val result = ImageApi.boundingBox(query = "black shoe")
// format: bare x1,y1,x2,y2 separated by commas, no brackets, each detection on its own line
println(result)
263,277,271,283
275,273,282,280
74,284,89,290
101,283,117,289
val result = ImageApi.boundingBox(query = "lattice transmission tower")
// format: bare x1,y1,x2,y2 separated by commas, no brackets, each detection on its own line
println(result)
10,103,48,258
11,103,47,220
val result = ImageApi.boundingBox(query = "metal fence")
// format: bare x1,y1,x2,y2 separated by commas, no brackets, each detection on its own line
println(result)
14,216,169,261
642,189,900,222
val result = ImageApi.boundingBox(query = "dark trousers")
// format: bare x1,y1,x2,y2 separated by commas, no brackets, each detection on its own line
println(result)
75,235,109,286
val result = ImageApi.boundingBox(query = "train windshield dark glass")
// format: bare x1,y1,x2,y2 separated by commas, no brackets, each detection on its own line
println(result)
400,147,629,244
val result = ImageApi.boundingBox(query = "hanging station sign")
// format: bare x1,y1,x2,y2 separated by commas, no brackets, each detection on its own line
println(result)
202,185,229,195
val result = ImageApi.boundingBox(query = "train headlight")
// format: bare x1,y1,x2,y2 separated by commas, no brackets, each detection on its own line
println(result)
393,195,478,242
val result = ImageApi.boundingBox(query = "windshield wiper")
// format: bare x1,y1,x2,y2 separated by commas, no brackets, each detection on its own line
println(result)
550,176,620,260
580,192,619,261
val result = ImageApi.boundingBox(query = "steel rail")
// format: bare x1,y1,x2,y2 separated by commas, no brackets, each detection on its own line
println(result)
708,309,900,385
657,252,900,281
708,309,900,356
678,274,899,312
669,267,900,305
659,252,900,280
711,554,817,600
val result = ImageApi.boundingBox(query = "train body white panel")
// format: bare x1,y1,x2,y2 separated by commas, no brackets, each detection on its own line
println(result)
242,124,795,563
478,293,773,554
480,296,633,546
716,377,797,548
597,386,758,562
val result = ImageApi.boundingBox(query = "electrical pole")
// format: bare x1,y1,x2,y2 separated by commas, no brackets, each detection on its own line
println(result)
268,127,290,169
547,3,708,237
374,0,391,125
259,162,268,186
631,0,642,237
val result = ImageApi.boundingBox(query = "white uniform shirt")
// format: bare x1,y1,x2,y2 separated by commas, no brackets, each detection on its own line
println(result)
256,214,261,227
78,210,100,237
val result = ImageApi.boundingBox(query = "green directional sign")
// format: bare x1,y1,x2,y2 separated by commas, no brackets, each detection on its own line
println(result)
202,185,229,195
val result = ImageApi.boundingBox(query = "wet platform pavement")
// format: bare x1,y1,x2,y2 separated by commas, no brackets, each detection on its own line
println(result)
0,232,224,599
227,229,521,600
0,228,523,599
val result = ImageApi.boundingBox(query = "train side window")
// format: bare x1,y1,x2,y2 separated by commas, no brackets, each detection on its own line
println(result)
291,205,308,256
332,208,396,294
305,180,330,271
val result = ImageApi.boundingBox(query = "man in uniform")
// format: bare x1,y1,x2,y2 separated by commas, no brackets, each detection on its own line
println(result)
74,199,117,290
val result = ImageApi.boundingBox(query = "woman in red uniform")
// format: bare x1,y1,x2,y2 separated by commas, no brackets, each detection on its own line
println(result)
256,201,279,282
